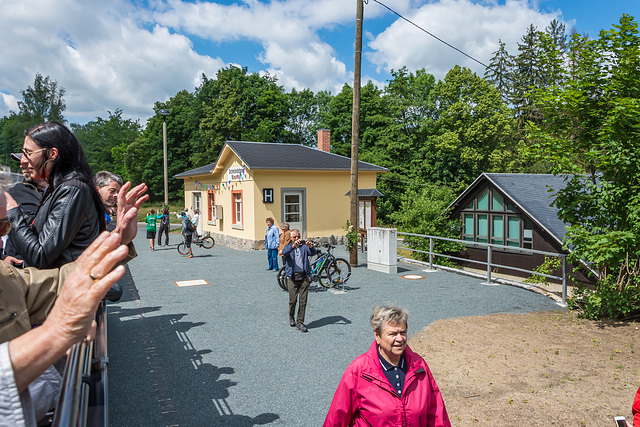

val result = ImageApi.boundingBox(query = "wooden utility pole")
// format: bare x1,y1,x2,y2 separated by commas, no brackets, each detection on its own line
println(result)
349,0,363,267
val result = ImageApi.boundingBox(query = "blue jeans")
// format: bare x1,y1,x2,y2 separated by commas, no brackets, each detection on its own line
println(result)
267,248,279,270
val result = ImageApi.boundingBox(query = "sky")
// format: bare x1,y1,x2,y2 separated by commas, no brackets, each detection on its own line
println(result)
0,0,638,126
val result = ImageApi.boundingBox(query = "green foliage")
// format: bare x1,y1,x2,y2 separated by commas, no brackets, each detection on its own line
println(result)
524,256,562,286
343,220,358,252
528,14,640,319
71,109,142,180
389,183,463,266
18,73,66,124
0,74,67,170
568,274,640,320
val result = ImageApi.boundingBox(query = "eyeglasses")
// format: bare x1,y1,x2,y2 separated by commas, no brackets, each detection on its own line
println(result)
21,147,47,159
0,220,12,237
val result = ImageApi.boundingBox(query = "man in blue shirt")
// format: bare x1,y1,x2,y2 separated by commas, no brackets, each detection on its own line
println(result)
282,229,319,332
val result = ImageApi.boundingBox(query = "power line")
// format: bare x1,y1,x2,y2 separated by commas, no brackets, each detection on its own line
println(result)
370,0,491,70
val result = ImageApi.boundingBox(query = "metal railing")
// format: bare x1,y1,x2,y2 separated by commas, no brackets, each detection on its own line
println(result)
397,232,568,306
52,300,109,427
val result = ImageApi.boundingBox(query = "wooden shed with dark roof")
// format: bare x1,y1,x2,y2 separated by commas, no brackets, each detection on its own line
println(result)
449,173,593,285
175,131,387,250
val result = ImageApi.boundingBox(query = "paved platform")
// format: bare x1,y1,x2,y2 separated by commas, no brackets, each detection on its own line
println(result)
108,226,564,426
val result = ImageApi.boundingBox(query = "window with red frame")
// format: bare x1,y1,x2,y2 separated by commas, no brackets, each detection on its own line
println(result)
208,190,215,221
232,190,243,226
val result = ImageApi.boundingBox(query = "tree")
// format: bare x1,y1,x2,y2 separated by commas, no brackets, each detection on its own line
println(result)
388,183,463,265
72,109,142,180
425,66,520,186
286,88,320,146
527,14,640,319
484,39,514,102
0,74,67,170
18,73,66,124
194,67,293,166
127,90,198,201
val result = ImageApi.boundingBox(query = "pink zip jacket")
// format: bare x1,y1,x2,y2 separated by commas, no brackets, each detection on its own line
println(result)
324,341,451,427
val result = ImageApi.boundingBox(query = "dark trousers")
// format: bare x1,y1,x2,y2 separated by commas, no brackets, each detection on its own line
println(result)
267,248,278,270
287,276,309,326
157,223,169,245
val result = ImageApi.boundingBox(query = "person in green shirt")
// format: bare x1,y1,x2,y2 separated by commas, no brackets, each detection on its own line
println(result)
146,209,157,251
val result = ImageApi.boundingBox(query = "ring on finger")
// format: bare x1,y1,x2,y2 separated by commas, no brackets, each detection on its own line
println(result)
89,272,99,281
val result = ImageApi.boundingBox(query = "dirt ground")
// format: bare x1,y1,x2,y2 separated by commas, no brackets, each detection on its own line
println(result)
410,310,639,426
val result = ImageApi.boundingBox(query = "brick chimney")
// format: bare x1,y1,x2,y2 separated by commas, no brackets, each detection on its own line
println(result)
317,129,331,153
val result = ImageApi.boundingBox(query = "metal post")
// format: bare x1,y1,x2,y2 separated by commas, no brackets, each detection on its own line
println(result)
486,245,492,284
562,255,567,306
159,109,171,207
429,237,433,271
162,119,168,207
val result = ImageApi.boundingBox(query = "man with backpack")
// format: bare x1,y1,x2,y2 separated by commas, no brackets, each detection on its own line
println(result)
180,210,195,258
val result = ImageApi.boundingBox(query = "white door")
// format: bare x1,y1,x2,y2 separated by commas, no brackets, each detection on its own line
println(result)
283,190,304,236
192,192,202,233
359,200,372,229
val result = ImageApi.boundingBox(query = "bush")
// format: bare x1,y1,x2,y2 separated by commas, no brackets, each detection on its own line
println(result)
568,267,640,320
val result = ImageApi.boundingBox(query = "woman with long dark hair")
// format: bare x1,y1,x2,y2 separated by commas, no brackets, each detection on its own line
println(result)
5,122,105,268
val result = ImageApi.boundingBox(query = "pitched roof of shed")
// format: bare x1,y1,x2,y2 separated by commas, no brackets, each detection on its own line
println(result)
174,141,387,178
451,173,569,244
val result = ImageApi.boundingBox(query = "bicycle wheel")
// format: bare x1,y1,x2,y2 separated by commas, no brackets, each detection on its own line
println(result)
200,236,215,249
327,258,351,286
318,261,334,288
177,243,189,255
277,267,287,291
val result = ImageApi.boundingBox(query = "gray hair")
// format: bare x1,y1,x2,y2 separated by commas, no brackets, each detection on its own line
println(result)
94,170,123,188
370,304,409,335
281,221,289,229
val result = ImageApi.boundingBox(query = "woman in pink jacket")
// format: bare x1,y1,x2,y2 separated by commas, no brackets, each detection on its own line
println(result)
324,305,451,427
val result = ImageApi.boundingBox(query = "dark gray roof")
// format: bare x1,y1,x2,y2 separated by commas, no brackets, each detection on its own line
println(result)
451,173,569,243
174,141,387,178
344,189,384,197
486,173,568,242
174,163,216,178
227,141,387,171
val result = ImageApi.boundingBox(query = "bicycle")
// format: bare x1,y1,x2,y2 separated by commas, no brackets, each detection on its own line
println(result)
277,243,351,290
177,231,215,254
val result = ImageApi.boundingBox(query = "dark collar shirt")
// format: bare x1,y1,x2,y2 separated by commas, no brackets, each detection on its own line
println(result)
377,345,407,397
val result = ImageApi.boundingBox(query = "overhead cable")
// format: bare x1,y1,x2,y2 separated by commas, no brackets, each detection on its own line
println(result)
370,0,491,70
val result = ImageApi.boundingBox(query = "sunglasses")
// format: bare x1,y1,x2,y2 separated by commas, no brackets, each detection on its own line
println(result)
0,220,12,237
21,147,47,159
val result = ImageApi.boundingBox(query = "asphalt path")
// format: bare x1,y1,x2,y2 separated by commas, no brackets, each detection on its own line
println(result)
107,225,564,426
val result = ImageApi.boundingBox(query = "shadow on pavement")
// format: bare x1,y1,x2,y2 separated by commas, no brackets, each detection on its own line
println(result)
306,315,352,330
108,283,279,426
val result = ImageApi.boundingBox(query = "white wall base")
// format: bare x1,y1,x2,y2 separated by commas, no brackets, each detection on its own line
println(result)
368,261,398,274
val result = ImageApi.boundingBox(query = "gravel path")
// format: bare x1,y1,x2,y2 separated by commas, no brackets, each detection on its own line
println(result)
107,226,563,426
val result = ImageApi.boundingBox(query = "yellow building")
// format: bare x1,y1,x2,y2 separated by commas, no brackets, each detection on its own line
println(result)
174,131,387,249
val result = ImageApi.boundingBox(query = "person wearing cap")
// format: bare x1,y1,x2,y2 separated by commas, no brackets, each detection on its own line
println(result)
2,152,47,266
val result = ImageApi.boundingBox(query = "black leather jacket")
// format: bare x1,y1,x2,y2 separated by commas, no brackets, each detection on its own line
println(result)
7,175,103,269
3,180,44,261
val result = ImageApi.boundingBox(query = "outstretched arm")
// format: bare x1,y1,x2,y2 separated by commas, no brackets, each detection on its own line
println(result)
113,182,148,245
9,231,128,392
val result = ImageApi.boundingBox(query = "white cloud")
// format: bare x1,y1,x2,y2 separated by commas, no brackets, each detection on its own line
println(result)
0,0,225,124
0,0,572,126
367,0,564,80
0,93,19,114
